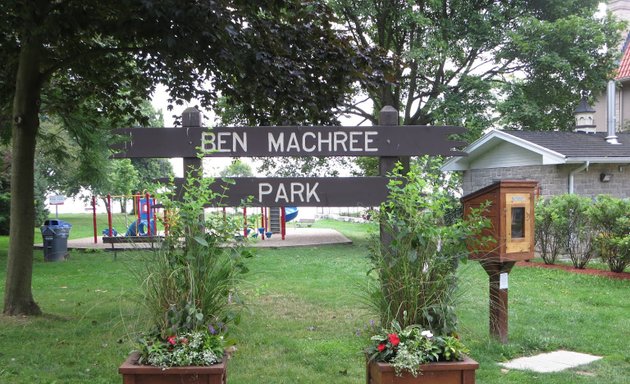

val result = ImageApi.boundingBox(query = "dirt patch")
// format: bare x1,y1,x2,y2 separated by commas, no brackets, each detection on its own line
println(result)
516,261,630,281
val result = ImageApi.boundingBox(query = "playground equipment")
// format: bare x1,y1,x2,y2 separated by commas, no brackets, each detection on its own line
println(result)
285,207,298,222
95,192,164,245
242,206,298,241
92,190,299,244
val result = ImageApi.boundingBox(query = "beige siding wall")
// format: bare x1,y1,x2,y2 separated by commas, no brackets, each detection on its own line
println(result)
469,142,542,169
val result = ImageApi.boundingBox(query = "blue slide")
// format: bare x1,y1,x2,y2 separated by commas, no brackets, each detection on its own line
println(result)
285,206,298,222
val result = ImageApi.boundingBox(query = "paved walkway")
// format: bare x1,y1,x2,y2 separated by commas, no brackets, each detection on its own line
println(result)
34,227,352,252
500,350,602,373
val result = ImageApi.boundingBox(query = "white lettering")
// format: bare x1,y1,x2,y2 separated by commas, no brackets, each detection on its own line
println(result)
365,131,378,152
302,132,316,152
275,183,289,203
258,183,273,202
306,182,320,202
290,183,305,202
217,132,230,152
318,131,332,152
233,132,247,152
286,133,300,152
349,132,362,152
258,182,321,203
334,131,348,152
269,132,284,152
203,132,216,152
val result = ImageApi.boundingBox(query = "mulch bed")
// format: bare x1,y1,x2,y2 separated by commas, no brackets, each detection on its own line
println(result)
516,261,630,281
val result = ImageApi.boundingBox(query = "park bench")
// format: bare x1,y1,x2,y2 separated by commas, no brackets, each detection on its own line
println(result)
295,218,315,228
101,235,164,258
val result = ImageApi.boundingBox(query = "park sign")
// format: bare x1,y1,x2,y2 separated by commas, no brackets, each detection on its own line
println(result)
112,125,467,158
159,177,390,207
48,195,65,205
112,107,468,207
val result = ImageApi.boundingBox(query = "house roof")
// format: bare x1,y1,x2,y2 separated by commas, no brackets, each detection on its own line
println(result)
617,32,630,80
442,129,630,171
506,131,630,158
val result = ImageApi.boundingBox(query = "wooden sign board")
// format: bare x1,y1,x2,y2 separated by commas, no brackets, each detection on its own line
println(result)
112,125,467,158
159,177,390,207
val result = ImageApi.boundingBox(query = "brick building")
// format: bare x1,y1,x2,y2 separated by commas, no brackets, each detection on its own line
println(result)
442,130,630,198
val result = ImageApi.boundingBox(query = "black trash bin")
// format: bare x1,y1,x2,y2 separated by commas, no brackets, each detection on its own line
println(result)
40,219,72,261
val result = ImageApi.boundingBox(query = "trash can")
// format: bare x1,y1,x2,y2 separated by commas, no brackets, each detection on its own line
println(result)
40,219,72,261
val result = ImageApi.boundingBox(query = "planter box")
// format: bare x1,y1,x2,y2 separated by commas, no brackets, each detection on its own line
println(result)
366,355,478,384
119,351,227,384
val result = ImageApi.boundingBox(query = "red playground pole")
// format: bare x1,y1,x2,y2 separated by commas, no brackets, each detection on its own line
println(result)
243,207,248,238
260,206,265,240
92,196,97,243
106,194,113,236
281,206,286,240
145,192,152,236
136,194,141,226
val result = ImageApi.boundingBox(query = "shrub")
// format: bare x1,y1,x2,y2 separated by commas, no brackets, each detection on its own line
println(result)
536,194,597,268
535,197,565,264
590,196,630,273
558,194,595,269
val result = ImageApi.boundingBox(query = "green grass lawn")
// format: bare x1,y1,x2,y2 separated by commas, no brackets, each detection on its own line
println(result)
2,219,629,383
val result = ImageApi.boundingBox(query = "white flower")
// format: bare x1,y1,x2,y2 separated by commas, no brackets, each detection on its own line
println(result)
420,330,433,338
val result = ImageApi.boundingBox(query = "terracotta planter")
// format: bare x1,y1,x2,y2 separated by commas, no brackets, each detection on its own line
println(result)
366,355,478,384
119,351,227,384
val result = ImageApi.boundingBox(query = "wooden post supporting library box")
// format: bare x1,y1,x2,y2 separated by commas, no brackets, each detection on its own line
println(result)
462,180,538,343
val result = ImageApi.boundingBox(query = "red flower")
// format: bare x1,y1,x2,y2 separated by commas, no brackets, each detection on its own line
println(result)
388,333,400,347
167,336,177,346
377,343,386,352
180,337,189,345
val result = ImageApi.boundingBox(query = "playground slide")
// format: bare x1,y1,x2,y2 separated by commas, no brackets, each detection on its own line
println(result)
285,206,298,222
125,221,156,236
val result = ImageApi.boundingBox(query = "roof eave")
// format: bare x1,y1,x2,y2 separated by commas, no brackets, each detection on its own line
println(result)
441,129,566,171
566,157,630,164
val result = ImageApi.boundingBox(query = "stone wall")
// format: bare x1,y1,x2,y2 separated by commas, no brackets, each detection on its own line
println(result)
462,164,630,199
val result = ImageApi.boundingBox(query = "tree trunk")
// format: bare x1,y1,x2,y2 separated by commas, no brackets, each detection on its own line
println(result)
3,33,44,316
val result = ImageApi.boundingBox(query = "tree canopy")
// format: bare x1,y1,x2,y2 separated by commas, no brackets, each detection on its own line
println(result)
332,0,622,135
1,0,375,315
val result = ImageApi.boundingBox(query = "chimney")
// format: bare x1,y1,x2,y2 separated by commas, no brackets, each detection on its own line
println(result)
606,80,621,144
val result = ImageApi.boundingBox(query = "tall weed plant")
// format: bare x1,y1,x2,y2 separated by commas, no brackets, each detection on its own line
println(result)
367,163,490,336
138,175,251,338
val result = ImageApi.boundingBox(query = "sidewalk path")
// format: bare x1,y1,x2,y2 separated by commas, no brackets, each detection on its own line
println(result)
34,227,352,252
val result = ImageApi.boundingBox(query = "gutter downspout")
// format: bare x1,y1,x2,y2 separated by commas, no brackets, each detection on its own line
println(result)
568,161,589,194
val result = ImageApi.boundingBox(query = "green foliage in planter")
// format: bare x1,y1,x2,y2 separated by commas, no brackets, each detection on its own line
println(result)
590,195,630,273
367,318,469,377
133,175,252,366
367,163,491,336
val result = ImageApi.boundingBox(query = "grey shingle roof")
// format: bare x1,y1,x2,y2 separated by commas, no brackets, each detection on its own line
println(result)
504,131,630,158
